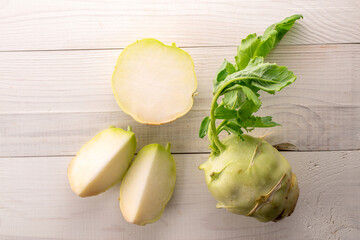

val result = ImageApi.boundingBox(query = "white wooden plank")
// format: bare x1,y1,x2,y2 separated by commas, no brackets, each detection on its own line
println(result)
1,44,359,113
0,44,359,155
0,151,359,240
0,104,359,157
0,0,359,51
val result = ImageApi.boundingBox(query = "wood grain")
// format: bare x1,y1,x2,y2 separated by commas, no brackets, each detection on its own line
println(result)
1,44,359,156
0,151,359,240
1,44,359,114
1,105,359,157
0,0,359,51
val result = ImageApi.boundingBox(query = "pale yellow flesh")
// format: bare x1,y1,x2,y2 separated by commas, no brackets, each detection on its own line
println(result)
68,127,136,197
112,39,197,125
120,144,176,225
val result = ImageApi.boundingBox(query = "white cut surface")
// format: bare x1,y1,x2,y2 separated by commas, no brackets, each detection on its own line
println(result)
120,144,176,225
68,128,136,197
112,39,197,124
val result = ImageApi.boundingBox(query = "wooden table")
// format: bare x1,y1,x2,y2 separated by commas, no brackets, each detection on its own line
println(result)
1,1,359,239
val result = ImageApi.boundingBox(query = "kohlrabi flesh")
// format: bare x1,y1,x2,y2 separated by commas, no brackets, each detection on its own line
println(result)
199,15,302,222
119,143,176,225
68,126,136,197
112,38,197,125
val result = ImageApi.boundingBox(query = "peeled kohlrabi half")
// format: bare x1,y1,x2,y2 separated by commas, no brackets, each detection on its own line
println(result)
199,135,299,222
68,126,136,197
112,38,197,125
119,143,176,225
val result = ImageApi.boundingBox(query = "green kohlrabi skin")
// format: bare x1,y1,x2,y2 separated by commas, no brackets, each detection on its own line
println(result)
199,135,299,222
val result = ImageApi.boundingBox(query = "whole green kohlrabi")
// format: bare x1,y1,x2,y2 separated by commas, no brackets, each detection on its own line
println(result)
199,135,299,222
199,15,302,222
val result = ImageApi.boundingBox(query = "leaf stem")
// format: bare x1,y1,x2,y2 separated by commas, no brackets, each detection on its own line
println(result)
210,76,263,153
210,92,226,152
216,120,228,133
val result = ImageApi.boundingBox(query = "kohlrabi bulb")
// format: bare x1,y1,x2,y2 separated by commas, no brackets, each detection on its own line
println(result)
199,134,299,222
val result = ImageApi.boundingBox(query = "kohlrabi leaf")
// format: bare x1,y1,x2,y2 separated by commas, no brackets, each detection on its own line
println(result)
239,116,280,128
216,57,296,95
214,105,238,119
239,86,261,108
235,33,261,71
244,57,297,94
199,116,210,138
237,100,259,120
262,14,303,46
235,14,303,71
210,56,295,142
254,31,277,59
222,121,243,136
254,14,303,58
222,85,262,121
213,59,236,90
222,85,261,109
222,86,247,109
200,14,302,152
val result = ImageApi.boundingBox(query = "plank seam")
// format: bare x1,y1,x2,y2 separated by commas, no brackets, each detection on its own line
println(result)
1,149,359,159
0,42,359,53
1,105,359,116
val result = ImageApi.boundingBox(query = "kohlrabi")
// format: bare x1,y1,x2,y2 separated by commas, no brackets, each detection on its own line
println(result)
199,15,302,222
68,126,136,197
119,143,176,225
112,38,197,125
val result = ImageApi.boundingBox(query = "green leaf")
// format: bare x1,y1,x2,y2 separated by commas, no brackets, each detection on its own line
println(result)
199,116,210,138
240,116,280,128
263,14,303,46
222,86,246,109
235,33,261,71
221,85,262,121
212,56,294,139
216,57,296,95
240,86,261,108
201,15,302,145
234,15,303,70
246,57,296,94
223,121,243,136
254,31,277,58
213,59,236,90
214,105,238,119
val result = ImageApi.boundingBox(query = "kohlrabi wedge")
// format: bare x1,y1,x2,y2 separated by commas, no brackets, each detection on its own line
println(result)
199,15,302,222
68,126,136,197
112,38,197,125
119,143,176,225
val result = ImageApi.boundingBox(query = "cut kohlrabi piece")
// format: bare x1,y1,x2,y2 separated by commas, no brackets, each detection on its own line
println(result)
119,143,176,225
68,126,136,197
112,38,197,125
